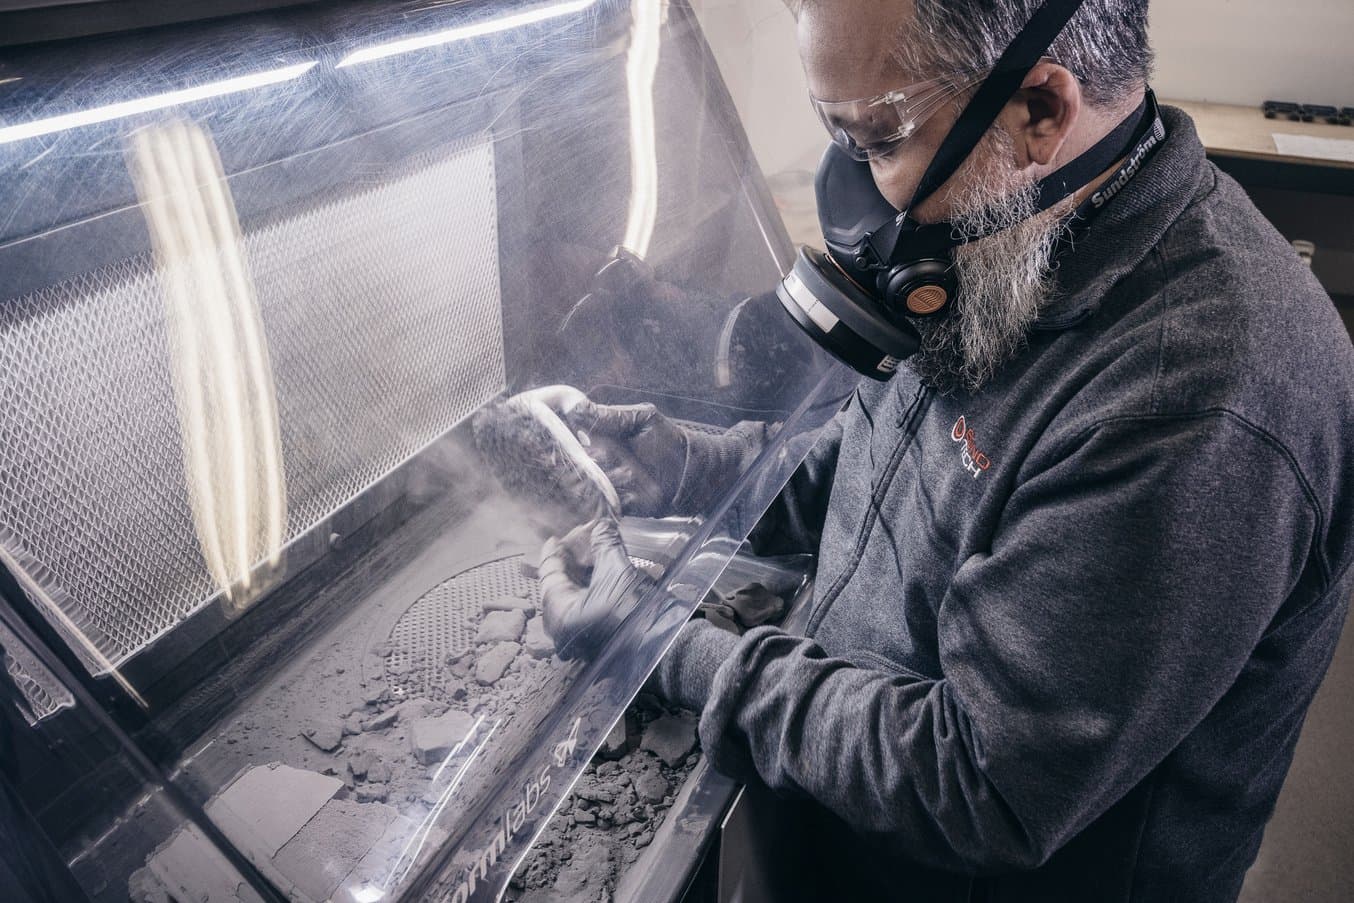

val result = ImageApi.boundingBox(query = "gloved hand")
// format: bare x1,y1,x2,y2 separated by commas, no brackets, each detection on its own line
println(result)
694,581,788,634
564,401,689,517
472,386,621,518
538,519,656,660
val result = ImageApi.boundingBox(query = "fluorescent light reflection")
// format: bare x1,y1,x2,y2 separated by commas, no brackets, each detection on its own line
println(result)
620,0,661,259
0,62,316,146
336,0,599,68
129,120,288,615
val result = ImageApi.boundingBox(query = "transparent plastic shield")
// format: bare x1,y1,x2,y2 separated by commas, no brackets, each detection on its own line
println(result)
0,1,855,900
809,72,985,162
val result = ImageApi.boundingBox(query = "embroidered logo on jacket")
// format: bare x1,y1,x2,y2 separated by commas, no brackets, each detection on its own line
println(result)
951,416,992,478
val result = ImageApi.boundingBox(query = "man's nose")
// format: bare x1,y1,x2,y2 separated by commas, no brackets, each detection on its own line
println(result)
867,157,917,213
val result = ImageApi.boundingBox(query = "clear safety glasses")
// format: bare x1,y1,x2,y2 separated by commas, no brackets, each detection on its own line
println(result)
810,69,988,161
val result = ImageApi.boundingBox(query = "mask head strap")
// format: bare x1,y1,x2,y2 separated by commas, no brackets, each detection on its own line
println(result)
858,90,1159,270
903,0,1089,218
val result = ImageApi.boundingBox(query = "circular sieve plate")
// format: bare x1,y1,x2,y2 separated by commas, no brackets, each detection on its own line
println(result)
383,552,661,699
384,556,537,699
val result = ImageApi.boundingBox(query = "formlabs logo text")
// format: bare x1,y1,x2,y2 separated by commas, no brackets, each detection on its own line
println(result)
951,415,992,478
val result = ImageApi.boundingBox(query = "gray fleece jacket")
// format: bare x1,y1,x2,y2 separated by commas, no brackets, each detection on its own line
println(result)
653,106,1354,902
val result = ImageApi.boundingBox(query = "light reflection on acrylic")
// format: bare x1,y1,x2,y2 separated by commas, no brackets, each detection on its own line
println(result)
129,120,287,614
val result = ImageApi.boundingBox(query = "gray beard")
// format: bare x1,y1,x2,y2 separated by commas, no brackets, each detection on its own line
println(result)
905,133,1072,394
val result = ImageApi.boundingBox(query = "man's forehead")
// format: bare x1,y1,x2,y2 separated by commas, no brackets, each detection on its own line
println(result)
797,0,920,101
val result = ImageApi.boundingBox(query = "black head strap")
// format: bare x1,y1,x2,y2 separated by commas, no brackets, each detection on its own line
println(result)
859,91,1157,268
1033,91,1150,209
905,0,1088,215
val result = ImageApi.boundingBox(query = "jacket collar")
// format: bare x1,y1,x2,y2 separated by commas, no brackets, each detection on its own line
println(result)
1033,103,1210,330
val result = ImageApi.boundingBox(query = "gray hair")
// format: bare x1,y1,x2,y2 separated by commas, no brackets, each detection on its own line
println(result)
896,0,1153,107
787,0,1153,108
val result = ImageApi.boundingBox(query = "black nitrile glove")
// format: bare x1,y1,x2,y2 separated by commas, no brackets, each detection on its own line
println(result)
564,401,690,518
538,519,656,660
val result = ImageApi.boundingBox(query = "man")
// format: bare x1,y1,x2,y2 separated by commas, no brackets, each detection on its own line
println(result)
540,0,1354,898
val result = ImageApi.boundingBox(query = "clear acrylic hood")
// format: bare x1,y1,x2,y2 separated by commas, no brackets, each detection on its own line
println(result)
0,1,853,900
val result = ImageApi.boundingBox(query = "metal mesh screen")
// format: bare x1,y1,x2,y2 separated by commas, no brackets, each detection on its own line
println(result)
0,135,505,667
0,621,74,725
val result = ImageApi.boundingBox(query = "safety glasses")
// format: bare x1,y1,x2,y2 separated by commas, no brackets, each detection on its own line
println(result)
810,69,988,162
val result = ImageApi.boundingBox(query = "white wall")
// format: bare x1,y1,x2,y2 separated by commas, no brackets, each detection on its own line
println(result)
692,0,1354,169
689,0,819,176
688,0,826,244
1150,0,1354,106
689,0,1354,245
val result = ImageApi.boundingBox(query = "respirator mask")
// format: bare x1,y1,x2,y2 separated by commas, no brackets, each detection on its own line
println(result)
776,0,1167,379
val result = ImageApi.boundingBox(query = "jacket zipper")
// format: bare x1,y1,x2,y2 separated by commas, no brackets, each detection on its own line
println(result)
805,383,933,636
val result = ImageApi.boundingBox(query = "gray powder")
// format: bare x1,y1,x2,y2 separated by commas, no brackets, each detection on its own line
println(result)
504,694,701,902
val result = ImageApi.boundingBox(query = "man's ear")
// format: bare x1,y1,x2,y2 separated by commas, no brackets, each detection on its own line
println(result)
999,61,1082,170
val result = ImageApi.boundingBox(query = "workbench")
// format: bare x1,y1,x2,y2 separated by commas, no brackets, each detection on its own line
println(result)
1167,98,1354,195
1164,99,1354,329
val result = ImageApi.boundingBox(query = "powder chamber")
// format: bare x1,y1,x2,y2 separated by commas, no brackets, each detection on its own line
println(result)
0,1,853,900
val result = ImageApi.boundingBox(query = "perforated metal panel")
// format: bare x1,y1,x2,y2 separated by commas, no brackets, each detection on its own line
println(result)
385,557,533,699
0,135,505,667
